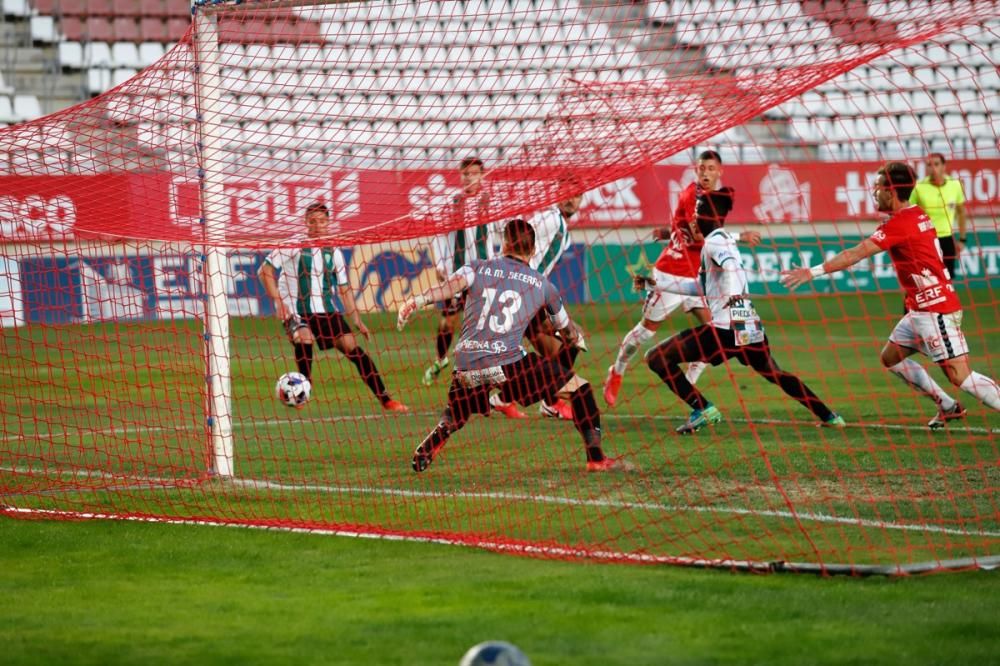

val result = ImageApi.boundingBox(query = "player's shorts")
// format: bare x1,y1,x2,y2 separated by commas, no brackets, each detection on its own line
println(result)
889,310,968,363
646,324,773,372
444,353,575,423
438,290,468,316
304,312,352,350
643,269,706,322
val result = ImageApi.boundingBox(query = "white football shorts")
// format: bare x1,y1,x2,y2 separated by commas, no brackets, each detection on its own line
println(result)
889,310,969,363
642,269,706,322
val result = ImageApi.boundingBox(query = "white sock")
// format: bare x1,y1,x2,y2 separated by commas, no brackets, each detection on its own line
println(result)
613,323,655,375
685,361,708,384
959,371,1000,411
888,359,955,409
489,393,510,408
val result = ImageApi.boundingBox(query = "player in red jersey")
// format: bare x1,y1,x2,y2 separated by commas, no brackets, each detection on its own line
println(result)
782,161,999,428
604,150,760,407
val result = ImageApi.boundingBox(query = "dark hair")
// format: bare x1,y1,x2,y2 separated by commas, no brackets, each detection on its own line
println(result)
305,202,329,217
879,161,917,200
927,152,946,165
503,218,535,257
697,150,722,163
459,157,484,170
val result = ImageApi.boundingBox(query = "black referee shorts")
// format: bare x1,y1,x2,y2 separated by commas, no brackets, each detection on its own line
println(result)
444,353,575,424
305,313,353,350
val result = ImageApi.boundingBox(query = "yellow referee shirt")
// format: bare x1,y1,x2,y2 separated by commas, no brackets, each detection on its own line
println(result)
909,176,966,238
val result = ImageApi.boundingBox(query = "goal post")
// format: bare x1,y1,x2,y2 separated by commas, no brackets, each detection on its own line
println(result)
193,4,234,477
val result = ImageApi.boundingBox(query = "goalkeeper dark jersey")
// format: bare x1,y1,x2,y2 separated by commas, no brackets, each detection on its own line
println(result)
451,256,569,371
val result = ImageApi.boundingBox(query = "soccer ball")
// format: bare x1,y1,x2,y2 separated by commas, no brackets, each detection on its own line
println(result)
458,641,531,666
275,372,311,408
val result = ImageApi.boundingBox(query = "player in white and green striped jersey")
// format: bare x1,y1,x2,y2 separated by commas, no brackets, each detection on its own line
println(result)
259,203,408,412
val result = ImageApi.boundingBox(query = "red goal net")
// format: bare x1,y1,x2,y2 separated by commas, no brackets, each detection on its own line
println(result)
1,0,997,574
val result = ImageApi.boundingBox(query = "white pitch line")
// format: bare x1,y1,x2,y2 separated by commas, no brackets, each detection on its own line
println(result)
3,410,996,444
3,464,998,540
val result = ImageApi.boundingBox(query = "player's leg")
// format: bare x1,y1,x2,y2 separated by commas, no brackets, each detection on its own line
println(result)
645,326,724,433
929,312,1000,418
423,303,461,386
290,315,319,381
684,304,712,385
327,315,408,412
523,313,573,420
741,342,843,426
881,312,962,427
412,380,482,472
605,281,685,407
505,354,625,470
939,355,1000,413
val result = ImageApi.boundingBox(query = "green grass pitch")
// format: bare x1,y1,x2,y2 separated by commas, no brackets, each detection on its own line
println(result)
1,289,998,663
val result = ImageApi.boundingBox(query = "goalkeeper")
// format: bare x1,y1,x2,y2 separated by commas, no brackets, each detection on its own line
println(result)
398,218,628,473
259,202,408,412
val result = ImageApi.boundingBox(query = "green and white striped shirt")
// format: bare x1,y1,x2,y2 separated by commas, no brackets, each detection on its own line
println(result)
528,205,571,277
263,243,349,315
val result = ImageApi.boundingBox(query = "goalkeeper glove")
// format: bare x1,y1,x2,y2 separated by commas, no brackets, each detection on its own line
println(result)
397,294,429,331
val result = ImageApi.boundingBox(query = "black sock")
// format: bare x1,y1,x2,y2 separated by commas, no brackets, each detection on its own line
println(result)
436,329,453,361
570,384,605,462
346,347,390,404
648,350,709,410
294,343,314,381
759,367,835,422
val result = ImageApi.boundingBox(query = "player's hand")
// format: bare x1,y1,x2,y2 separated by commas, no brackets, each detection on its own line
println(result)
739,230,763,247
275,300,290,321
780,267,812,291
652,227,670,241
632,275,654,292
396,294,428,331
355,320,371,340
955,238,965,254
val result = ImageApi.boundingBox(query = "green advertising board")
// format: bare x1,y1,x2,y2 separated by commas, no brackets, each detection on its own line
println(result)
587,231,1000,303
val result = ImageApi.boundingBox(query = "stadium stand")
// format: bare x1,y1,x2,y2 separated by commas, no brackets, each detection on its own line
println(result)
0,0,997,169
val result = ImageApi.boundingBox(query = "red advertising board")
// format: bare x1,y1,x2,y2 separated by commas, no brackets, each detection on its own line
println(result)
0,161,996,245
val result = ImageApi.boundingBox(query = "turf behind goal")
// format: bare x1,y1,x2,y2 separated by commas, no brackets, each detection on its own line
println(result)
0,0,997,574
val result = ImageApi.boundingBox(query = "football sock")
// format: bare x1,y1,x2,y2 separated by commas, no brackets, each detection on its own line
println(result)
752,359,835,422
959,371,1000,411
293,343,313,380
570,384,604,462
647,351,709,410
888,359,956,409
684,361,708,384
435,328,453,362
613,323,655,375
345,347,389,403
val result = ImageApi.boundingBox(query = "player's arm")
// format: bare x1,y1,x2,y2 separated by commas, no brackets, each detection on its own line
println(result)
543,281,587,352
430,232,451,280
259,258,290,322
780,239,882,290
397,266,473,330
737,230,762,247
956,202,968,251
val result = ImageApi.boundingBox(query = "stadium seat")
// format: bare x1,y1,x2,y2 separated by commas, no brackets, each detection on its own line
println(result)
137,42,165,67
112,18,140,42
30,15,59,43
166,17,188,41
163,0,188,18
2,0,30,17
84,17,113,42
111,42,140,68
